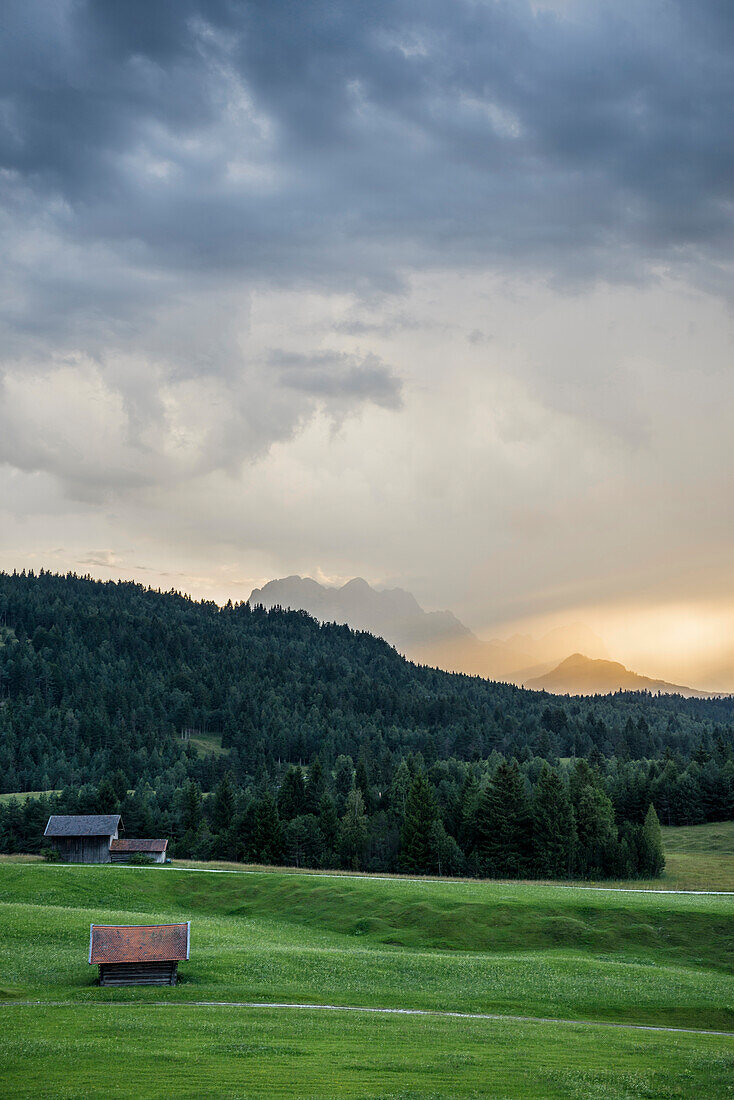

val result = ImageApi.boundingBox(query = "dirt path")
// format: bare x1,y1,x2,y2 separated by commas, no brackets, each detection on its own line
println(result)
2,999,733,1038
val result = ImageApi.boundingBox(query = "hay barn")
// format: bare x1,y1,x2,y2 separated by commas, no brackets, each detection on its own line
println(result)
89,922,190,986
109,838,168,863
44,814,122,863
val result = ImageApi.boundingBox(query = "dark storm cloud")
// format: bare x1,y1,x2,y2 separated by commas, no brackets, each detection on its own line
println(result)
2,0,733,296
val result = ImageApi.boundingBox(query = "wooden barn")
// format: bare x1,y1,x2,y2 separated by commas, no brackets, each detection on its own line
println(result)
109,838,168,863
44,814,122,863
89,922,190,986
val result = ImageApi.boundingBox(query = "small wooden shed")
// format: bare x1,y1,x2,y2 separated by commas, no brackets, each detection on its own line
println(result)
109,838,168,863
44,815,122,863
89,922,190,986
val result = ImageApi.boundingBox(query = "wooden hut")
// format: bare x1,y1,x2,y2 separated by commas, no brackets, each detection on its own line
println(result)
44,815,122,863
89,922,190,986
109,838,168,863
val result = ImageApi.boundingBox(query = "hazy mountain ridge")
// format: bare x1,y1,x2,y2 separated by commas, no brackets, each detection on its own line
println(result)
248,576,723,697
249,576,471,650
249,576,618,687
525,653,723,699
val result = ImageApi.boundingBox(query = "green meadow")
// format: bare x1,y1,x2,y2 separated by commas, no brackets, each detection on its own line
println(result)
0,844,732,1099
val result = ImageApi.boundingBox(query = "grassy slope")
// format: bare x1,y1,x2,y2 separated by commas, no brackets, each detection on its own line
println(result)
0,862,732,1098
656,821,734,891
3,1005,733,1100
0,791,62,804
187,731,228,758
663,821,734,853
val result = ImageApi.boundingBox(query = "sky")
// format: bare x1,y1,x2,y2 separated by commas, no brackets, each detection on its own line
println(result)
2,0,734,689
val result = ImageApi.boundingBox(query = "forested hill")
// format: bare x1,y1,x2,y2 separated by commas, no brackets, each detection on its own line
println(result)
0,569,732,795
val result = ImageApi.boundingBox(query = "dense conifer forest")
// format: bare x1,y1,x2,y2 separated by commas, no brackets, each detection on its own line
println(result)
0,570,732,878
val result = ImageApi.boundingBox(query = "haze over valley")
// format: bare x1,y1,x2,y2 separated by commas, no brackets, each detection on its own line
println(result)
250,576,718,697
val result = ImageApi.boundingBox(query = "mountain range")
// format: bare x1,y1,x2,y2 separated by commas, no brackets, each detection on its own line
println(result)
248,576,714,696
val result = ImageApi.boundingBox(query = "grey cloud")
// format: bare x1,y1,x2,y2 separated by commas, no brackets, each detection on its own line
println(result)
1,0,734,501
2,0,734,299
275,350,402,408
467,330,492,345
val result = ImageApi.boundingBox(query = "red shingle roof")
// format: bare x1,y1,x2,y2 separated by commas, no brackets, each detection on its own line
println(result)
89,923,190,964
109,838,168,853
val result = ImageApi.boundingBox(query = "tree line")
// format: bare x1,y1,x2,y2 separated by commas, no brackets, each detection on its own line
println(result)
1,752,669,880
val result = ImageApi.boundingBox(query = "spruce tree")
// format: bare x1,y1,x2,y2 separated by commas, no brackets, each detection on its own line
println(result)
399,774,439,874
458,771,480,854
251,793,283,865
210,772,238,859
575,785,616,876
640,803,665,877
305,756,326,814
111,769,130,802
338,789,368,870
211,772,237,836
95,776,119,814
278,766,306,821
390,759,412,819
532,765,576,878
355,757,373,812
181,779,203,834
474,760,531,877
334,755,354,815
318,792,339,858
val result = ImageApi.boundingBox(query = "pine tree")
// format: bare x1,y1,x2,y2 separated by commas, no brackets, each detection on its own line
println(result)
430,819,464,877
210,771,238,859
458,771,480,854
355,757,373,813
95,776,119,813
334,755,354,815
338,789,368,870
318,792,339,857
278,766,306,821
474,760,531,877
181,779,203,834
532,765,576,878
111,769,130,802
574,785,616,876
390,758,412,819
211,772,236,836
305,756,326,814
400,774,439,874
640,803,665,877
251,794,283,865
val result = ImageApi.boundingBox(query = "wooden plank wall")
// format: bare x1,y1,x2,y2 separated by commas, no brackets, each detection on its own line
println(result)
98,962,178,986
54,836,111,863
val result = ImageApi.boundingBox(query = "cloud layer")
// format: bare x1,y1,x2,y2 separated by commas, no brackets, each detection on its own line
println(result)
1,1,734,684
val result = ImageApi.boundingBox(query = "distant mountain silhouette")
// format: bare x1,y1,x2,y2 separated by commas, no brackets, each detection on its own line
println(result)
525,652,718,698
249,576,471,650
248,576,608,683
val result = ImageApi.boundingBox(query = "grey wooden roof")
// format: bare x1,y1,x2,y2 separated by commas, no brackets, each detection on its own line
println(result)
44,814,122,838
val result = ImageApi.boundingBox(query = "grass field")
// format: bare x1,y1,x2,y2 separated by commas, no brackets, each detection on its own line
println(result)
0,790,62,804
655,821,734,891
0,847,732,1099
187,731,228,757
